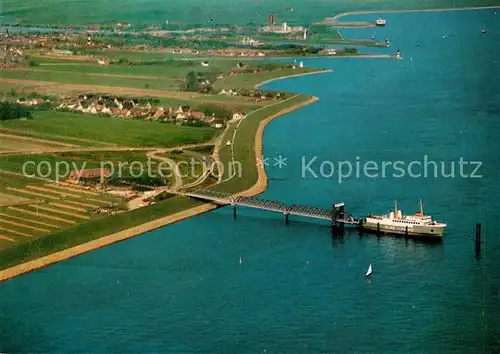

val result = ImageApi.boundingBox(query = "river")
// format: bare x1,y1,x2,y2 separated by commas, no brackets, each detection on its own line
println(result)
1,8,499,353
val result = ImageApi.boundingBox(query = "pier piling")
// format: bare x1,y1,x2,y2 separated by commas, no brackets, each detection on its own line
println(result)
233,205,237,218
475,223,482,258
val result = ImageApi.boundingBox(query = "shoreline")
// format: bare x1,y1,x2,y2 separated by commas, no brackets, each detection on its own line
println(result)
235,96,319,198
0,71,325,282
322,5,500,24
256,69,332,88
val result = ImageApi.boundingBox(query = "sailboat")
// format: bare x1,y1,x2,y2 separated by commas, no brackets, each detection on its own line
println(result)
365,264,373,277
239,256,243,265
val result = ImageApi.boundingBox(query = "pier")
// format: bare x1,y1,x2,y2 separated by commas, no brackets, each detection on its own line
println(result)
181,188,359,227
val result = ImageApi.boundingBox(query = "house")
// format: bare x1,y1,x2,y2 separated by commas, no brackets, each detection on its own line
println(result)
152,107,165,119
201,61,209,67
176,105,190,114
214,123,223,129
190,111,205,120
52,49,73,56
176,112,186,120
27,98,45,106
113,98,124,109
219,89,227,95
97,59,109,65
110,107,121,116
69,168,111,181
232,113,244,120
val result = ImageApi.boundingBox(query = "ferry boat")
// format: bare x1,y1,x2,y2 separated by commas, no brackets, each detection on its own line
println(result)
362,200,446,238
376,19,387,26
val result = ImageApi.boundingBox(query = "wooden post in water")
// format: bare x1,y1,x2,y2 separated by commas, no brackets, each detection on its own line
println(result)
475,223,482,258
331,203,345,237
233,205,237,218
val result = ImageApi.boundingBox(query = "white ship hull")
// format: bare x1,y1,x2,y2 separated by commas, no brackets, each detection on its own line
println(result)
363,218,445,238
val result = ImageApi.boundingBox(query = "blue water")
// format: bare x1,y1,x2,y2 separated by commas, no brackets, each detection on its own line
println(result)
1,9,499,353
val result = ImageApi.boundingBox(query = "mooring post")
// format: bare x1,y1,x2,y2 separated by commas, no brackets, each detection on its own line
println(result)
475,223,482,258
285,213,289,224
358,218,364,236
233,205,237,218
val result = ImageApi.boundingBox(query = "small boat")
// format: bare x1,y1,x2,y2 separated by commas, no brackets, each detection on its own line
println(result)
481,29,487,34
239,256,243,264
365,264,373,277
376,19,387,27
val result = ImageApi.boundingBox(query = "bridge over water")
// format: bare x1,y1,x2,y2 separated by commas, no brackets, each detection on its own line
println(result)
181,188,359,226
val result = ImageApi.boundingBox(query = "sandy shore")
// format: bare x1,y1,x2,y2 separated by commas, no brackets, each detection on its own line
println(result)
256,69,332,88
0,72,324,282
236,96,319,197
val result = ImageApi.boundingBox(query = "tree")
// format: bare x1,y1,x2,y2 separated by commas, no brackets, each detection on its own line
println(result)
0,102,33,120
182,71,198,92
197,104,232,120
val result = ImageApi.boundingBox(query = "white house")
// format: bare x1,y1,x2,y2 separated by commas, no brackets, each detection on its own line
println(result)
101,106,111,115
113,98,123,109
232,113,244,120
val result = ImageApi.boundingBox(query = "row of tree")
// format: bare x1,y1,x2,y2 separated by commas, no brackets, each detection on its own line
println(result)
0,102,33,120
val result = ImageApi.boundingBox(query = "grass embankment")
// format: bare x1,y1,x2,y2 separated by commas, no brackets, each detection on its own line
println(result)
0,111,217,147
213,67,316,90
214,94,314,193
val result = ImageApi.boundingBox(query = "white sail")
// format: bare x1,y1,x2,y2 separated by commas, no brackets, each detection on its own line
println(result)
365,264,372,277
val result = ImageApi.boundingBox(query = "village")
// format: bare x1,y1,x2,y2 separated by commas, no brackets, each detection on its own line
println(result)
13,94,245,128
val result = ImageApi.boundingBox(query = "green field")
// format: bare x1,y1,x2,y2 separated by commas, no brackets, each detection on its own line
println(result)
2,0,496,26
0,68,181,91
34,58,242,77
0,111,217,147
